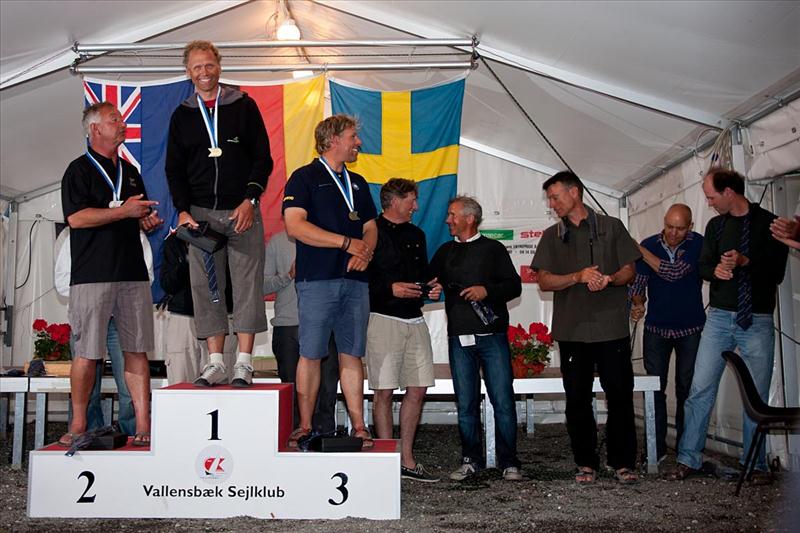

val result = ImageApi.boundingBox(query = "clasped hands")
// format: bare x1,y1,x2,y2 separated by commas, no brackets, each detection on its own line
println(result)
714,249,748,280
576,265,611,292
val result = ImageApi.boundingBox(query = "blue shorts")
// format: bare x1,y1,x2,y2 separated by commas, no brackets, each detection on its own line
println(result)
296,279,369,359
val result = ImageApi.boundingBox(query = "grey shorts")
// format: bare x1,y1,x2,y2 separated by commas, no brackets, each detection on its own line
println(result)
188,205,267,339
365,313,435,390
69,281,154,360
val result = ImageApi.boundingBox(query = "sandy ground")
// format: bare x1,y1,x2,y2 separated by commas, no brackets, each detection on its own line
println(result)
1,421,796,532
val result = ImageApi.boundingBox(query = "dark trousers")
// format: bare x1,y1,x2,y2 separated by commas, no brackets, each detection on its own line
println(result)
559,337,637,470
643,330,700,459
272,326,339,433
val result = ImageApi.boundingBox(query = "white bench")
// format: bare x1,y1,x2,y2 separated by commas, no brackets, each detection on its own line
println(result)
0,376,29,468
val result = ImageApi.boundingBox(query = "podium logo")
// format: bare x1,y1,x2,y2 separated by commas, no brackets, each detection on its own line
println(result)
195,445,234,484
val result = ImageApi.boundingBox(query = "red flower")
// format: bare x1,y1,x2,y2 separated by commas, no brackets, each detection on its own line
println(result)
32,319,72,361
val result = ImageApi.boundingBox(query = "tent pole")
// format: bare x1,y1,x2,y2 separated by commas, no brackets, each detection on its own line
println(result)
1,202,19,370
72,61,474,74
74,38,475,53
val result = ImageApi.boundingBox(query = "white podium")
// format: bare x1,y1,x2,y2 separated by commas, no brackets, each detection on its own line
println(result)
28,384,401,519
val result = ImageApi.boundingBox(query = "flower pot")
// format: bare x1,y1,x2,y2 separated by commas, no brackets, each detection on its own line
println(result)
44,351,62,361
512,358,546,378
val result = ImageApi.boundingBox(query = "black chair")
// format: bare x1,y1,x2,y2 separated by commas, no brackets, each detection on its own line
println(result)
722,351,800,495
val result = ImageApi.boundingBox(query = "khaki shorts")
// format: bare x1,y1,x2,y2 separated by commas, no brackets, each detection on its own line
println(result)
366,313,435,390
69,281,154,360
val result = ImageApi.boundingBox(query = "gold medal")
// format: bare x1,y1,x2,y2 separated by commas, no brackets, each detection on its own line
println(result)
349,211,360,221
208,147,222,158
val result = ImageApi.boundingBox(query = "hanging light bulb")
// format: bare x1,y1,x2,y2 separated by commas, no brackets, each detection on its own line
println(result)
276,18,301,41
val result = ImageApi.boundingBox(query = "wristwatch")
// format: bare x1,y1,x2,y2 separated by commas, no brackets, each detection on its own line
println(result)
249,197,259,207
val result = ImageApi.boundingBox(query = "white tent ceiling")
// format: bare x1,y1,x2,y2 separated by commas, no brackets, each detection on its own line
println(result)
1,0,799,200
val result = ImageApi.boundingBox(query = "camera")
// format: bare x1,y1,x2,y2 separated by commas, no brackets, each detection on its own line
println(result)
415,282,432,298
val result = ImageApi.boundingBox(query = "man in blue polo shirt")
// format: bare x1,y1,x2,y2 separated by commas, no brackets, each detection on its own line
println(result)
282,114,378,448
629,203,705,463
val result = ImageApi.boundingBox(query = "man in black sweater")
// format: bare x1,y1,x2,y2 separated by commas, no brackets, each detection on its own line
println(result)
430,196,523,481
667,169,788,482
367,179,442,482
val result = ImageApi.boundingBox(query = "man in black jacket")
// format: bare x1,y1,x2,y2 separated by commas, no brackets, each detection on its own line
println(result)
430,196,523,481
367,178,442,482
166,40,272,388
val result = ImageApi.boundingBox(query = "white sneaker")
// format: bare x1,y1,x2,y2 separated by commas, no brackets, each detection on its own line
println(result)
230,362,253,388
193,362,227,387
503,466,523,481
449,460,481,481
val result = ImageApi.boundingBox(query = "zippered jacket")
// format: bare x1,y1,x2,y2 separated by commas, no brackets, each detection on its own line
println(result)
166,85,272,213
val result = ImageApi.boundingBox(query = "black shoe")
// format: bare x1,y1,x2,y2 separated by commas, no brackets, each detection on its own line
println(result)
401,463,440,483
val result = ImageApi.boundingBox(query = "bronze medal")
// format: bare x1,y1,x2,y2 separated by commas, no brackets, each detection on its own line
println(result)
349,211,360,221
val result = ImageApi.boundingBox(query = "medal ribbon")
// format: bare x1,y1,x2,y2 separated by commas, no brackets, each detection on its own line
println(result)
85,151,122,202
319,156,355,214
196,86,220,151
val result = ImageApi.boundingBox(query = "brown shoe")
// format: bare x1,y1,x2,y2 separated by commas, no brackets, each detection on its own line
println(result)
663,463,699,480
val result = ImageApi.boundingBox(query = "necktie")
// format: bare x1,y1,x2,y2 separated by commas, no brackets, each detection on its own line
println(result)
203,251,220,303
736,214,752,330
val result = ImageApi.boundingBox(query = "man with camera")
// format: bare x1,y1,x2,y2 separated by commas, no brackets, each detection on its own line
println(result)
165,40,272,387
366,178,442,482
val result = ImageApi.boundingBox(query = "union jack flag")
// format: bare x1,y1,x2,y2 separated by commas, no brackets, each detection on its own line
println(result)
83,80,142,171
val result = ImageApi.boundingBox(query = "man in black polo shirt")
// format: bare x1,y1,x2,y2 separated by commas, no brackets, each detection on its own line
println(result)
367,178,442,482
283,114,378,448
60,101,163,447
531,171,641,484
667,169,788,481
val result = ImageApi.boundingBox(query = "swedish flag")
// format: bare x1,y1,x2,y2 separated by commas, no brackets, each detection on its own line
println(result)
330,78,465,259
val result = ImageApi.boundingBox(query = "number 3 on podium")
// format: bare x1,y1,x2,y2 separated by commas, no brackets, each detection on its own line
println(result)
329,472,349,506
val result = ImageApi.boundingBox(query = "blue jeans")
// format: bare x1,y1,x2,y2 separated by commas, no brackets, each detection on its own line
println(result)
70,318,136,436
677,308,774,471
643,330,701,459
448,333,519,470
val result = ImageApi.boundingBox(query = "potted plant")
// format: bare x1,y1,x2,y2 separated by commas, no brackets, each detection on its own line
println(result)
508,322,552,378
32,319,71,361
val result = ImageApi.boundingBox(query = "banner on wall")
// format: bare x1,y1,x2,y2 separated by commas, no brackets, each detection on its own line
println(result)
329,78,465,260
83,75,325,301
480,220,553,283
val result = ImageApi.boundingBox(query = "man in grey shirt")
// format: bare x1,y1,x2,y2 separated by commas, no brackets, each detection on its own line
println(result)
264,230,339,433
531,171,641,485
